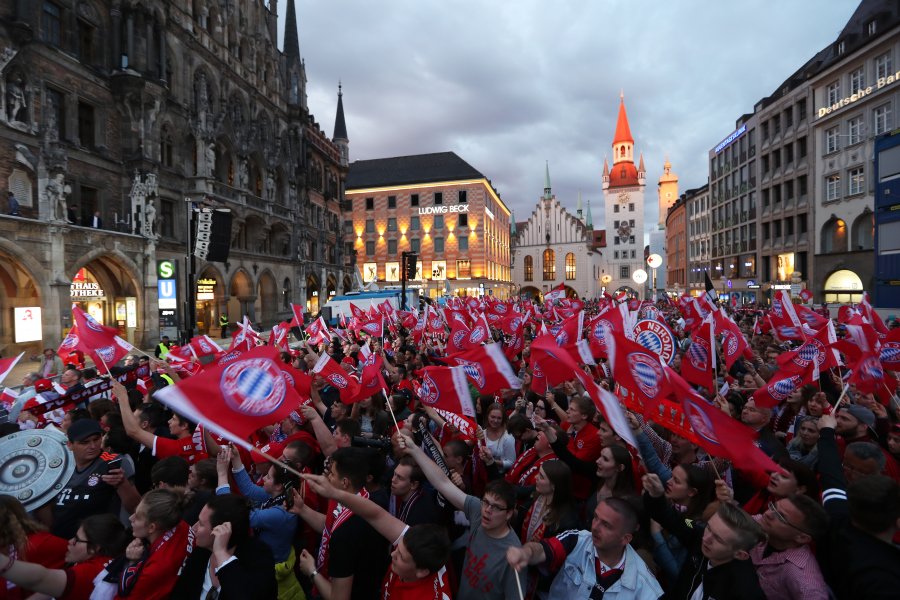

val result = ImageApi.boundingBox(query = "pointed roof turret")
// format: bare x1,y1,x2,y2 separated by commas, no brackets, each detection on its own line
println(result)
613,92,634,145
602,157,610,177
585,197,593,229
638,153,645,173
543,161,552,200
283,0,300,65
333,83,348,142
510,212,517,236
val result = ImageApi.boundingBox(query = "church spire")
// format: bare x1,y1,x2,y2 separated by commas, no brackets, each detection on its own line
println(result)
613,93,634,146
510,211,517,236
576,191,583,221
585,196,593,229
543,161,552,200
283,0,300,65
333,83,349,167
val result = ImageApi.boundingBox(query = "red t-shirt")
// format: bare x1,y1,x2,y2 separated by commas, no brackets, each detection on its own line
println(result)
381,565,452,600
62,555,112,600
561,421,603,499
0,532,68,600
153,433,208,464
115,521,193,600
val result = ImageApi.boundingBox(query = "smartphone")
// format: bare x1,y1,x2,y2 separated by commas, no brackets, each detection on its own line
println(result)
107,456,123,471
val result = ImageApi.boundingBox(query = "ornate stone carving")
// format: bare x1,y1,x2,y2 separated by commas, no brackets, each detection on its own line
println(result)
45,172,70,222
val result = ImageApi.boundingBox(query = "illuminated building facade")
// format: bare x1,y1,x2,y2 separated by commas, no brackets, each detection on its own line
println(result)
344,152,512,299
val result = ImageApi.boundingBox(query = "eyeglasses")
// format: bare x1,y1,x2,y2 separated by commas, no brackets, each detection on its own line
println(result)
481,498,509,513
71,535,90,545
767,501,809,534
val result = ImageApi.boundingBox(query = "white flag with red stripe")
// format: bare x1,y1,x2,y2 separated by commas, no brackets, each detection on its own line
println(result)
0,352,23,387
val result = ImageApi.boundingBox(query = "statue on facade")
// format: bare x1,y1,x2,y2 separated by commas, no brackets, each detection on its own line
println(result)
144,199,157,238
238,159,249,189
205,142,216,176
6,75,26,123
265,173,275,202
46,172,70,222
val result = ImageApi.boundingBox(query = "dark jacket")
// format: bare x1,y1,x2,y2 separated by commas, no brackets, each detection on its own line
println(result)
643,493,765,600
816,427,900,599
169,536,277,600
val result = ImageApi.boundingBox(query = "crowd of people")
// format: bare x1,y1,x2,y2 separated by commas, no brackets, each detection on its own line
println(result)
0,293,899,600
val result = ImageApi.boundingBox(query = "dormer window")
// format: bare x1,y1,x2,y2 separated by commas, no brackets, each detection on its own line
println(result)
837,40,845,55
868,20,877,36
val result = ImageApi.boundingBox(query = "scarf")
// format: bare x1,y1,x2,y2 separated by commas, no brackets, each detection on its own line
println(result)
389,487,423,523
505,448,556,488
117,523,185,597
523,496,548,542
316,488,369,578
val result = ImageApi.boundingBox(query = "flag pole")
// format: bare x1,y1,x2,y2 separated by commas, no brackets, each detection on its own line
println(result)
247,445,305,479
382,389,401,433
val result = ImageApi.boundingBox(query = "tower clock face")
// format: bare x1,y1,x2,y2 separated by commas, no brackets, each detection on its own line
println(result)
618,192,630,205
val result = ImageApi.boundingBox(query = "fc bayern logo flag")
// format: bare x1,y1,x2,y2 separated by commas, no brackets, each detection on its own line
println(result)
447,343,523,394
632,319,676,364
414,366,475,418
153,345,300,448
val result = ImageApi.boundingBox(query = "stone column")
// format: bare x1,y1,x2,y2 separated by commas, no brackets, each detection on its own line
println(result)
158,28,167,82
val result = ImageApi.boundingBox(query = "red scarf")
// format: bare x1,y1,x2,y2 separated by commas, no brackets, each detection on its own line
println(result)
316,488,369,579
504,448,556,488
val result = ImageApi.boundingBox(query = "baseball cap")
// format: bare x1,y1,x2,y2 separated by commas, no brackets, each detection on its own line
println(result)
839,404,876,428
67,419,104,442
34,378,52,392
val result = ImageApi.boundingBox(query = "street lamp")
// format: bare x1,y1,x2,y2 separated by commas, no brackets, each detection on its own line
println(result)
632,269,648,299
647,253,662,301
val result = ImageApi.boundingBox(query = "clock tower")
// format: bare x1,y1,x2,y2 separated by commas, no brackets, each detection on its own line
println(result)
602,93,646,296
657,159,678,229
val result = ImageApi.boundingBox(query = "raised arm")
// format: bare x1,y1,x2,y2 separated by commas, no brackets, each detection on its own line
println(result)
302,473,406,543
113,380,155,448
301,404,337,457
399,434,467,510
0,553,68,599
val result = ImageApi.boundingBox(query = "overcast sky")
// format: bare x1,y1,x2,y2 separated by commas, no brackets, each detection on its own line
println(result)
279,0,859,232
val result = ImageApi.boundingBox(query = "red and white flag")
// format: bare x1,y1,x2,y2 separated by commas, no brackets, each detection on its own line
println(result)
544,283,566,303
446,343,522,395
414,366,475,418
311,353,362,403
572,369,637,450
680,321,716,393
714,311,752,370
152,345,301,449
0,387,18,408
190,335,223,358
607,331,672,407
0,352,23,387
289,303,305,328
57,326,81,366
71,306,133,371
346,353,389,403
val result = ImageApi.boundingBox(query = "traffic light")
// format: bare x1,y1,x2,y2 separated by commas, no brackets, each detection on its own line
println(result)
404,253,418,280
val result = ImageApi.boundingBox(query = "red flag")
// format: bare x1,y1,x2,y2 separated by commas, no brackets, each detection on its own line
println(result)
346,354,388,403
71,306,133,371
587,304,626,358
0,387,18,408
434,408,478,440
349,302,366,320
880,328,900,371
607,331,672,406
529,334,580,387
859,291,889,336
311,353,362,403
669,368,780,475
414,366,475,418
190,335,223,358
357,316,384,338
544,282,566,302
795,305,828,331
57,326,81,366
799,289,813,303
268,323,291,351
776,321,840,380
152,345,300,446
289,303,305,327
752,366,807,408
572,369,637,449
714,311,751,370
447,343,523,395
680,321,716,392
0,352,23,387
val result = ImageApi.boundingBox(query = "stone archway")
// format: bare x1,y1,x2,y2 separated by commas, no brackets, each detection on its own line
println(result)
519,285,541,301
0,246,44,355
69,253,142,346
325,274,337,305
306,272,320,315
342,275,352,294
196,264,226,336
256,270,277,329
228,269,254,323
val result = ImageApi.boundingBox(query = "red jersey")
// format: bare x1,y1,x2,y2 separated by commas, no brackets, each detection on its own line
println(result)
115,521,193,600
62,555,113,600
381,565,452,600
562,421,602,499
0,532,67,600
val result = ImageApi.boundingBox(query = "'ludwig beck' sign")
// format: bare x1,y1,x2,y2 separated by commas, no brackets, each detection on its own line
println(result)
418,204,470,215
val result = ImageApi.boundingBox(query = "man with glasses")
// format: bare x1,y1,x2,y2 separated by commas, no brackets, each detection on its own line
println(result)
398,433,524,600
749,495,830,600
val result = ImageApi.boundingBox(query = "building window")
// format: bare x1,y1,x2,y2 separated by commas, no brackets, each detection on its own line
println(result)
42,1,62,46
77,101,95,149
433,215,444,230
876,52,892,80
457,259,471,279
458,235,468,252
45,87,66,140
614,204,619,213
837,41,845,55
798,136,807,159
868,20,877,35
387,217,397,232
77,18,95,63
365,197,374,210
524,255,533,281
826,81,840,105
161,126,174,168
630,250,636,258
458,213,468,228
849,67,865,94
458,190,467,203
848,167,864,195
365,241,375,256
409,216,420,231
388,239,397,254
628,203,634,211
565,253,576,280
365,219,374,233
629,235,635,244
825,127,839,154
614,251,619,259
620,265,630,279
343,220,353,234
847,116,863,144
410,193,419,206
160,199,174,238
826,174,841,202
874,103,892,135
542,248,555,280
797,98,807,121
387,195,396,209
433,237,444,253
434,192,443,205
410,238,420,253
